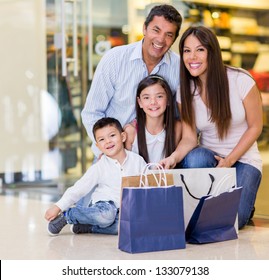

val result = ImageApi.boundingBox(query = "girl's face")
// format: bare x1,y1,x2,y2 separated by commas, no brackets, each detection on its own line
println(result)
137,83,168,118
95,125,126,159
182,34,208,82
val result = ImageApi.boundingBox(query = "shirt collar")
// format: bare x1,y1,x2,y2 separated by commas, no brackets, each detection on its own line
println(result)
130,39,171,66
103,150,128,166
130,40,143,61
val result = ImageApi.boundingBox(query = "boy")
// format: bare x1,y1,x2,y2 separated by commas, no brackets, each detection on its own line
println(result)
45,117,146,235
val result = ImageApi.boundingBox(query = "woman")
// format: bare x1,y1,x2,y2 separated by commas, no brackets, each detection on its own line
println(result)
160,26,263,229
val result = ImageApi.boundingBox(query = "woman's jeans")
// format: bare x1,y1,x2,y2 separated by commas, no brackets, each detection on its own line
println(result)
64,199,119,235
179,147,262,229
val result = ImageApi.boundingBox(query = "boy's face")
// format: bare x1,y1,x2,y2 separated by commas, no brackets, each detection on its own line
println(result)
95,125,126,159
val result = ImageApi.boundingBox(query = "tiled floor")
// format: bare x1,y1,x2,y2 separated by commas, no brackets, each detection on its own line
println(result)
1,186,269,260
1,147,268,260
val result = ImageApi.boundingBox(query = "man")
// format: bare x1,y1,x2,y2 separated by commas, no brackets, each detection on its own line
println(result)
81,4,182,157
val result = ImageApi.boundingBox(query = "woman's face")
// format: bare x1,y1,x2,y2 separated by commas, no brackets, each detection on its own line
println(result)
182,34,208,82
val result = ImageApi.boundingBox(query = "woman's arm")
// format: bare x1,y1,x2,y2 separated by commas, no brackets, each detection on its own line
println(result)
160,104,198,169
215,85,263,167
174,119,182,146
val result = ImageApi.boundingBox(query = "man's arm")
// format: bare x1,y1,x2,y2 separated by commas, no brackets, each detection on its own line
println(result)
81,50,118,144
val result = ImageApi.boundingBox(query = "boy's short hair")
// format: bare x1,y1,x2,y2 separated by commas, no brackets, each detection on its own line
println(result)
93,117,123,140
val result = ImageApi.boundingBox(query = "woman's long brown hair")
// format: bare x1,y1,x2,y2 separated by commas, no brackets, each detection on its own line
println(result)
179,26,231,139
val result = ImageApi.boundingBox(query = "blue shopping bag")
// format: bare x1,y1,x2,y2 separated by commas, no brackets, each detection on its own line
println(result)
185,187,242,244
119,163,185,253
118,184,185,253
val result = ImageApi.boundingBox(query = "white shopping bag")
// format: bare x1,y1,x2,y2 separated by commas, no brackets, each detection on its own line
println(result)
160,168,237,229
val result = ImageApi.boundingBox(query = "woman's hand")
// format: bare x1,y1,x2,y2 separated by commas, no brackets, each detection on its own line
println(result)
214,155,233,167
159,154,177,169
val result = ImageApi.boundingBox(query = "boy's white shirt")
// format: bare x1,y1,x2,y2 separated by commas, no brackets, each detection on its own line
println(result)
55,150,146,210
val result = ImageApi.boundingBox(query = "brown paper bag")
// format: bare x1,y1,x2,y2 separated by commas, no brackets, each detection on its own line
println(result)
122,173,174,187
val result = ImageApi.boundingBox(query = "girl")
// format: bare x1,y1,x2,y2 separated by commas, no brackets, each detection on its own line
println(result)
125,75,181,163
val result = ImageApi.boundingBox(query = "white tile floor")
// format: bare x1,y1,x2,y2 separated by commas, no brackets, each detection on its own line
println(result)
1,191,269,260
1,148,268,260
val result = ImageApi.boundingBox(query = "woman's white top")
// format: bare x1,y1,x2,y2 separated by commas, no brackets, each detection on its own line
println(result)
132,128,166,163
177,68,262,171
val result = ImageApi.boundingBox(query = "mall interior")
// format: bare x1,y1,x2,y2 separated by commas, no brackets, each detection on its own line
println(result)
0,0,269,260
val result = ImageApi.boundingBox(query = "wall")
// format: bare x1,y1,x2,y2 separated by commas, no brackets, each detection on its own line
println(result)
0,0,48,180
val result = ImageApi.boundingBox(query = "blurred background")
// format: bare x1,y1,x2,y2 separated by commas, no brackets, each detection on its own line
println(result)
0,0,268,217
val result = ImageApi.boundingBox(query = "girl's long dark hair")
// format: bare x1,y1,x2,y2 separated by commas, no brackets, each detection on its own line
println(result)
179,26,231,139
136,75,176,163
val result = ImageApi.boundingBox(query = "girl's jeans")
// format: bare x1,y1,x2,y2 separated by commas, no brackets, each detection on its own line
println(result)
179,147,262,229
65,199,119,235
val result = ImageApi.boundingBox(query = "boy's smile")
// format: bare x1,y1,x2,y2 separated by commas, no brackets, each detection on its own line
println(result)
95,125,126,161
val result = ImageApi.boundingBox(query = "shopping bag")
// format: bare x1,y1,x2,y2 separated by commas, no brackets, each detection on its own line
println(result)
185,187,242,244
164,168,237,228
122,173,174,187
118,163,186,253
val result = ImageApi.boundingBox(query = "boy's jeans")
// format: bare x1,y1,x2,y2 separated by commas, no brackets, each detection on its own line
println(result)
65,200,119,235
179,147,262,229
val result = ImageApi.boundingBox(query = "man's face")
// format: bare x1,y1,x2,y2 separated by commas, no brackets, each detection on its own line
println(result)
142,15,178,63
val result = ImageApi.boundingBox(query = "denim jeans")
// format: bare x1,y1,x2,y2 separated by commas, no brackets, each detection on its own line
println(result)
179,147,262,229
65,200,119,235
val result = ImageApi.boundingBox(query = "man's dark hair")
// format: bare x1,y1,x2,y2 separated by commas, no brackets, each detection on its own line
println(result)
93,117,123,140
144,4,182,39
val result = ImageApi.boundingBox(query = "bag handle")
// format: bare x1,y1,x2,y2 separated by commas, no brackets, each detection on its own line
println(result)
215,173,236,192
139,163,167,187
180,173,215,200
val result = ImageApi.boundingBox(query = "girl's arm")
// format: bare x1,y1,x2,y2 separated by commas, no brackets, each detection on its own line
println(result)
215,84,263,167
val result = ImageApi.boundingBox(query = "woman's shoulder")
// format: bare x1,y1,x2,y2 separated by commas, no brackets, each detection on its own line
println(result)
227,66,253,81
227,66,256,98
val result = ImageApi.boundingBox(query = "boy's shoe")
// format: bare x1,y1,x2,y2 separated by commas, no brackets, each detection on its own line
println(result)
70,224,92,234
47,213,67,236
